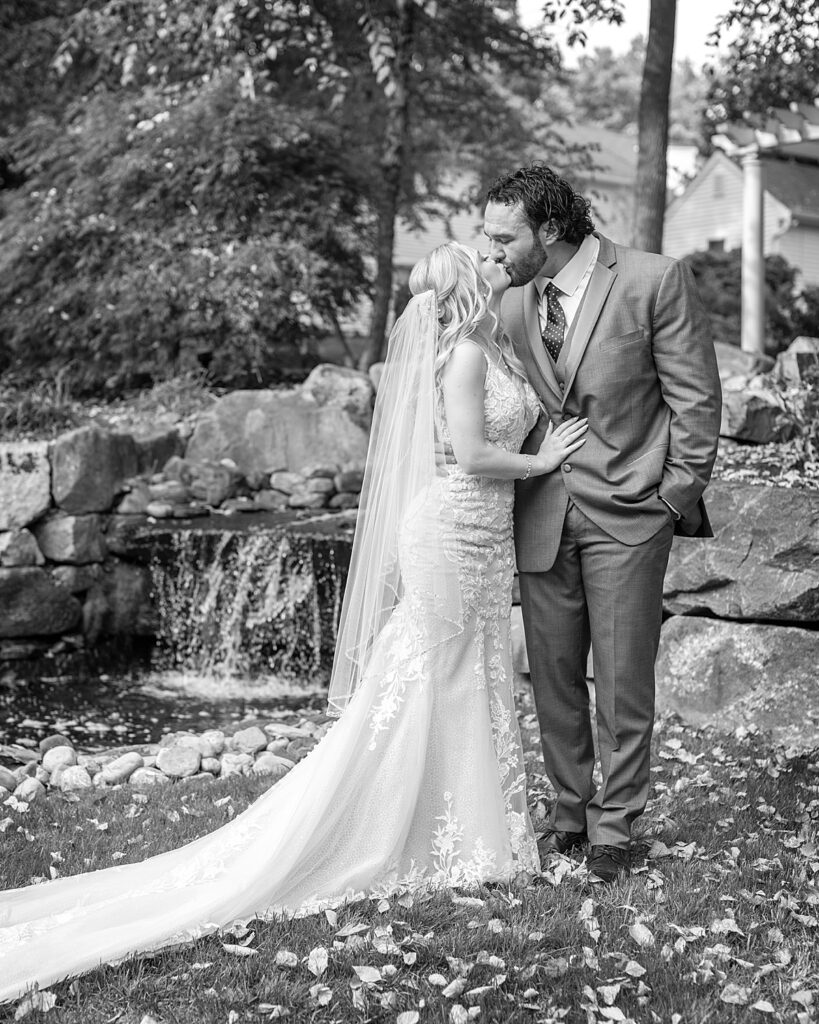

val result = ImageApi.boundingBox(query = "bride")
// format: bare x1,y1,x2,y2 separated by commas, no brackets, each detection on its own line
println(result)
0,242,587,1003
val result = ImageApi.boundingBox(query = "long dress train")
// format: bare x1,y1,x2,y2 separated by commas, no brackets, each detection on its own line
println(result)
0,359,541,1003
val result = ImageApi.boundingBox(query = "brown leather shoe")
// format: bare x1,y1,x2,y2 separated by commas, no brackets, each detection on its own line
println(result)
586,844,630,883
537,828,588,858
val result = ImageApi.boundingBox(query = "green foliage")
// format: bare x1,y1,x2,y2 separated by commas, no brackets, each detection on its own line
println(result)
0,75,371,394
704,0,819,128
683,247,816,355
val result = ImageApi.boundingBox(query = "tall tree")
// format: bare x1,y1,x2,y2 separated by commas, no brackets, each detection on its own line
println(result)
632,0,676,253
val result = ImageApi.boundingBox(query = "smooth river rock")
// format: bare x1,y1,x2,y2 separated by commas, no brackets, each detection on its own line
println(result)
664,481,818,621
0,442,51,530
156,745,201,778
656,616,819,750
42,746,78,772
101,751,144,784
59,765,93,792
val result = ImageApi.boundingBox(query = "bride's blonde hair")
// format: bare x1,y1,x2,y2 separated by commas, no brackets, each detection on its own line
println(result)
407,241,530,396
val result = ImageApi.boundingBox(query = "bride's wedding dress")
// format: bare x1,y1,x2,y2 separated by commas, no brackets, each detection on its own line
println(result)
0,358,540,1003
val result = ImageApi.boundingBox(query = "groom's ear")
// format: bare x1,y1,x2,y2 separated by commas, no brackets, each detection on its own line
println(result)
537,221,560,247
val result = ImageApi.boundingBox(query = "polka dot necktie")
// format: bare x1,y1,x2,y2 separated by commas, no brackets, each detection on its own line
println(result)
542,281,566,361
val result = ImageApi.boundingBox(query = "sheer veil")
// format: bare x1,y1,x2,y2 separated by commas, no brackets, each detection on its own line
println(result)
327,290,463,715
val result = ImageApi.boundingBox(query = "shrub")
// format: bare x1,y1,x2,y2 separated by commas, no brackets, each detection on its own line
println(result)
683,248,819,355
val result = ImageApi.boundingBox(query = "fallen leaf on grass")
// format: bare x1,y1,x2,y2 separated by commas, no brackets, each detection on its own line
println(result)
14,989,57,1019
429,973,448,987
629,922,655,947
221,943,256,957
792,991,814,1009
710,917,745,936
274,950,299,967
324,908,338,928
452,895,484,908
396,1013,420,1024
598,1009,627,1022
307,946,328,977
720,983,750,1005
449,1006,469,1024
335,922,370,938
597,983,622,1005
750,1001,776,1014
442,979,467,998
352,965,382,984
624,960,646,977
308,983,333,1006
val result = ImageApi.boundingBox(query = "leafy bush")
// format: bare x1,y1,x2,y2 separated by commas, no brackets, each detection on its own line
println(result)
683,248,819,355
0,78,372,396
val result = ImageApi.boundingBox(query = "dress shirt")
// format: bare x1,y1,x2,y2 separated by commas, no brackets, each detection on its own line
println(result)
534,233,600,335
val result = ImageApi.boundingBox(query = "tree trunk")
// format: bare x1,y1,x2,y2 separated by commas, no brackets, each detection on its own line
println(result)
633,0,676,253
358,0,414,371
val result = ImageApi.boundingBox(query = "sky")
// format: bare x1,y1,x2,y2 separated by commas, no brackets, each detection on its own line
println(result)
517,0,736,68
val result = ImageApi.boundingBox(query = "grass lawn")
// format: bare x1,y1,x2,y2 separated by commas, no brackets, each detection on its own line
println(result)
1,686,818,1024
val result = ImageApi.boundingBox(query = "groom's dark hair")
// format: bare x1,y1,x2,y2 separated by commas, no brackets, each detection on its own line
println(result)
486,163,594,245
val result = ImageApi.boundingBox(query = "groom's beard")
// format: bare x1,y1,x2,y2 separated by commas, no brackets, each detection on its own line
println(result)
506,235,548,287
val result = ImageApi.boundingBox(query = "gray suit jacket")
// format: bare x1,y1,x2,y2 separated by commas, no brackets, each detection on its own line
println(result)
504,233,722,572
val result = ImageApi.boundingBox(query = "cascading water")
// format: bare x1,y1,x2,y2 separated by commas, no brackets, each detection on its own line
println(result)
150,518,352,683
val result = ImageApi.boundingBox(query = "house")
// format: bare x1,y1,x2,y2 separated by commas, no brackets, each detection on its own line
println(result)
393,126,699,278
663,141,819,285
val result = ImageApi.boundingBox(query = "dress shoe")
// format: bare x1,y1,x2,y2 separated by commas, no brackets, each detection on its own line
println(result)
537,828,588,858
586,844,630,883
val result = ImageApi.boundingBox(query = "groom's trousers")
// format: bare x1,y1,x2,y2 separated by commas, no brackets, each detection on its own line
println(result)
518,500,674,847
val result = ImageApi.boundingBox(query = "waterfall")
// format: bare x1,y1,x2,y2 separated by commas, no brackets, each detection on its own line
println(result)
149,520,351,682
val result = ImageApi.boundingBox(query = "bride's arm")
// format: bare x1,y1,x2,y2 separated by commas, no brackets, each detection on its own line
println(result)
441,341,587,480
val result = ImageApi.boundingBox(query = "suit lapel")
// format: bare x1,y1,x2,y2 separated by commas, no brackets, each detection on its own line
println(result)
561,235,618,405
520,282,563,402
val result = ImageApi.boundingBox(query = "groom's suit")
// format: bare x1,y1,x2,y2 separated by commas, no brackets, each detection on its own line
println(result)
503,232,721,846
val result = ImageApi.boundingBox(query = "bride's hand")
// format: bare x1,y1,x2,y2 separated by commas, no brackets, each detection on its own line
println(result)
534,417,588,474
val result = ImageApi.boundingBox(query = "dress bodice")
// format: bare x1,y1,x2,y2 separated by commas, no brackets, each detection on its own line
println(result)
439,355,540,456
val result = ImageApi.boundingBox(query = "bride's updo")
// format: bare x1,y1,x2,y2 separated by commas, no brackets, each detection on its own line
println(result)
407,241,529,395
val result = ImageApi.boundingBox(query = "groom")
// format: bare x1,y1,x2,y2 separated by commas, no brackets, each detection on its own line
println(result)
484,163,721,883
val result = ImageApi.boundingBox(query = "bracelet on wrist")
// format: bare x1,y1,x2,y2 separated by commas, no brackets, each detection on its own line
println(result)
521,455,533,481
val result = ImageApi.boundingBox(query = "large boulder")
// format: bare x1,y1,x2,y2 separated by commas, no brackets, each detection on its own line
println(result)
720,383,798,443
185,366,374,478
714,341,774,382
774,336,819,388
0,442,51,530
33,513,106,564
664,481,818,621
656,616,819,751
51,425,138,513
0,567,81,637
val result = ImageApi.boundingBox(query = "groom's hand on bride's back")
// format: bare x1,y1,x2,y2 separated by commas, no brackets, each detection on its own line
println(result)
434,441,457,475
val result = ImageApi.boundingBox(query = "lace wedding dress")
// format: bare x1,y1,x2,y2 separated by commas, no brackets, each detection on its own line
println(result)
0,359,540,1003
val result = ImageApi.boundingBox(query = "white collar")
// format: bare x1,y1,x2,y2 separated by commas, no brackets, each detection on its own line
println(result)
535,234,599,298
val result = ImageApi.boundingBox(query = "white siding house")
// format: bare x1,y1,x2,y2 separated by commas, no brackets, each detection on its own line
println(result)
663,142,819,286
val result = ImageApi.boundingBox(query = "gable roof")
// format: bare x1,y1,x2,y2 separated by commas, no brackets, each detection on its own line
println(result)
760,143,819,221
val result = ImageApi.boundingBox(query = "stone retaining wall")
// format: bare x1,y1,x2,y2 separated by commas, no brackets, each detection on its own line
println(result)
0,365,373,661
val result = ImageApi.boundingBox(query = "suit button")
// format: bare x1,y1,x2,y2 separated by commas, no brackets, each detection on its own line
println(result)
562,463,572,472
558,382,565,391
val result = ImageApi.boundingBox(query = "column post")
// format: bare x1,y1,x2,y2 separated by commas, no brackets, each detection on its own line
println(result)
741,149,765,354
